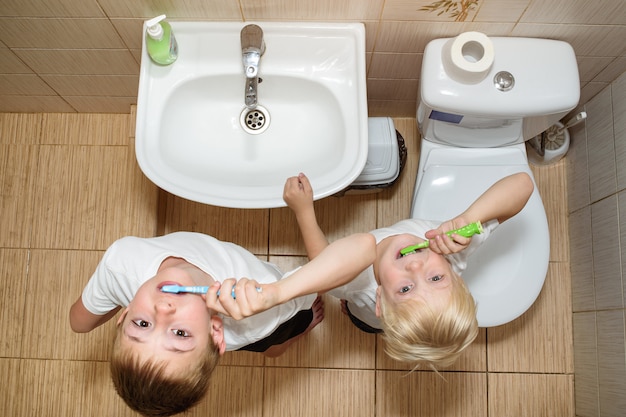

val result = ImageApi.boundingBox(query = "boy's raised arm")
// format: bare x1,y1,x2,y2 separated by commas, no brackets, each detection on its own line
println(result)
424,172,534,252
206,232,376,320
459,172,534,224
283,173,329,260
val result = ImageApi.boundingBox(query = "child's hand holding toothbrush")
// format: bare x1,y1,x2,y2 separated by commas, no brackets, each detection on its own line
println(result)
205,278,279,320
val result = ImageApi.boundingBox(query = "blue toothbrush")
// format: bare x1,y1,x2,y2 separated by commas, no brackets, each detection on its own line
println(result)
160,284,261,298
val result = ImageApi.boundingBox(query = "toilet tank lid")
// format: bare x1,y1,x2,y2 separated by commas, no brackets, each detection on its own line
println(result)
421,37,580,117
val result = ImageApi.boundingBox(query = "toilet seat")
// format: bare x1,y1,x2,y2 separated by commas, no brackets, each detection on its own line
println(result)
410,141,549,327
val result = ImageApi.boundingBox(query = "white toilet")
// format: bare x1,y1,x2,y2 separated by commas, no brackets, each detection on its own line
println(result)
411,35,579,327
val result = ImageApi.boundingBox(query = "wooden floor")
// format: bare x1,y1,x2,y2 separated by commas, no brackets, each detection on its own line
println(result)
0,112,574,416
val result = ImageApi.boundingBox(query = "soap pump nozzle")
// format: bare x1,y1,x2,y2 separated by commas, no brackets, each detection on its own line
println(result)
146,14,166,41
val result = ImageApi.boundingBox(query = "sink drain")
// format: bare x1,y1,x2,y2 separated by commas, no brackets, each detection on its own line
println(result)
240,105,270,135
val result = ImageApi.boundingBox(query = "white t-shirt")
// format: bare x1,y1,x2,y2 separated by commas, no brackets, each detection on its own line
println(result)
82,232,316,350
327,219,498,329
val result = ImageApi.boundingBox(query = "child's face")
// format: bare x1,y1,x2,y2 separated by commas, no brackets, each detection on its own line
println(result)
117,272,226,374
374,234,455,313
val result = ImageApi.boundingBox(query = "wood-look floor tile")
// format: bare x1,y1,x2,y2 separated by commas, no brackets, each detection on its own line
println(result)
0,113,42,144
488,373,574,417
187,366,264,417
531,160,569,262
377,371,487,417
22,249,117,360
264,368,375,417
269,193,377,256
31,144,157,250
0,144,38,247
376,327,487,372
41,113,130,145
163,194,270,255
0,249,29,357
487,262,573,373
265,255,376,369
16,359,135,417
0,359,21,416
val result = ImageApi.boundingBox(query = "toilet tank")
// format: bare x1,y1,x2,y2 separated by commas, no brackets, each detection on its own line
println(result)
418,37,580,147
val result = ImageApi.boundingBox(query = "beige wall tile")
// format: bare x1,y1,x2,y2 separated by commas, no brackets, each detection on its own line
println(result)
377,371,487,417
566,123,590,213
264,368,375,417
596,310,626,415
573,312,600,417
242,0,384,20
41,75,139,97
0,74,56,95
614,73,626,190
368,100,416,117
511,24,626,57
63,96,137,113
0,250,29,357
579,82,610,106
367,79,419,101
0,95,76,112
0,47,33,73
14,49,139,75
382,0,481,22
520,0,626,24
111,18,144,50
595,57,626,84
586,88,617,202
97,0,243,19
474,0,530,22
0,145,38,247
0,18,126,48
488,373,574,417
488,262,573,373
368,52,422,79
591,195,622,310
577,56,617,83
0,0,105,18
569,206,595,311
375,21,514,53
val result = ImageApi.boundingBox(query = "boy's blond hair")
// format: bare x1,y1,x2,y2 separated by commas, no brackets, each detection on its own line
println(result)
109,327,221,417
378,273,478,370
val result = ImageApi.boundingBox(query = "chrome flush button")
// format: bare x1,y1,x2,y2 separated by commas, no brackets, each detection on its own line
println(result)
494,71,515,91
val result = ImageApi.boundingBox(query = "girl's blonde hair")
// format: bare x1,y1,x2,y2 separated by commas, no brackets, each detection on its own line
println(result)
378,273,478,371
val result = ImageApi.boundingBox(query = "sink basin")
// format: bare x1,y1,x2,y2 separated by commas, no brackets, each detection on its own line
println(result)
135,21,368,208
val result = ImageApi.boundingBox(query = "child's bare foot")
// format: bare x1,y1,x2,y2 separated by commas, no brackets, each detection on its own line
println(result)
340,299,350,316
262,296,324,358
305,296,325,332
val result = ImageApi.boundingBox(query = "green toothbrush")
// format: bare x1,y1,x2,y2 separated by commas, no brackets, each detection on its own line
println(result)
399,221,483,257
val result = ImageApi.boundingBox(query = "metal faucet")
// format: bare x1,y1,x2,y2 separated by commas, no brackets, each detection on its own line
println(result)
241,24,265,109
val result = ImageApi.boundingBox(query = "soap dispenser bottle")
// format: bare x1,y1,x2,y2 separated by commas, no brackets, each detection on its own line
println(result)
145,14,178,65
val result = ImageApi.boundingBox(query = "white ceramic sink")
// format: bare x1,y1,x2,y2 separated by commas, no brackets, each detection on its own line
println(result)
135,21,368,208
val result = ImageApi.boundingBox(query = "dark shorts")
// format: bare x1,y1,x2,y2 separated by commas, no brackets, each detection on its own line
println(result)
237,308,313,353
344,301,383,334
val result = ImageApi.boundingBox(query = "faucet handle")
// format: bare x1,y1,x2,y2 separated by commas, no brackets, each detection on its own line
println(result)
241,24,265,54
